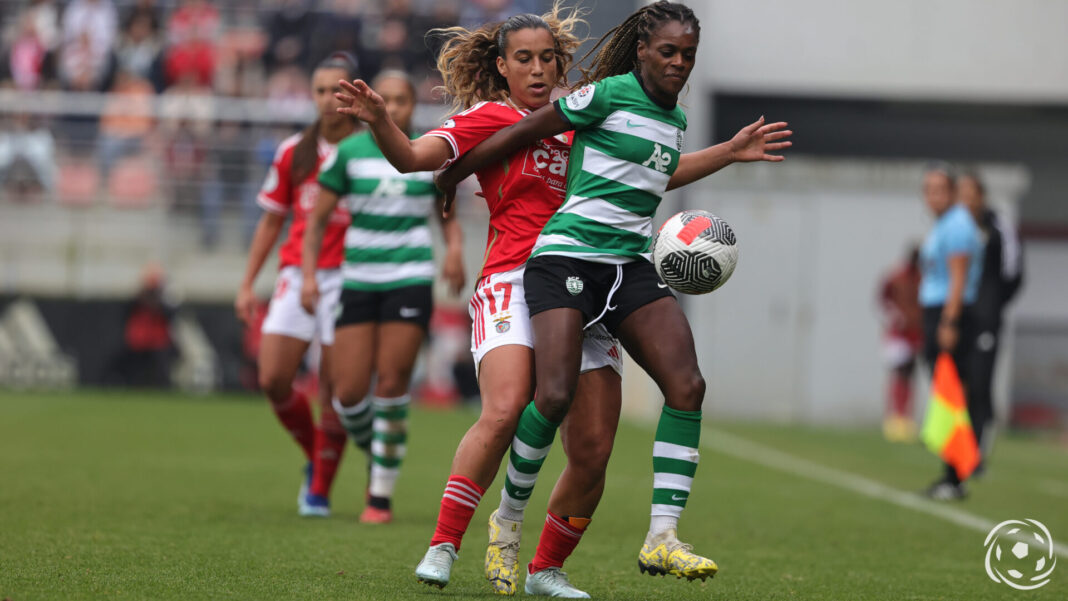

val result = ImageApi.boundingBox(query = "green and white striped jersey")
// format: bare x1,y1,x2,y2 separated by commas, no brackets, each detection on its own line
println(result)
318,131,438,290
533,72,687,264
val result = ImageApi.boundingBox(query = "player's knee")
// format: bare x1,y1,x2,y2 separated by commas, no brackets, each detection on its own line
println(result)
673,371,706,412
333,381,369,408
259,371,293,404
373,372,411,398
569,435,613,480
535,384,574,422
475,405,522,449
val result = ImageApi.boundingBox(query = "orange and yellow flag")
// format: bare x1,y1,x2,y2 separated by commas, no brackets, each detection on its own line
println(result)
920,353,981,480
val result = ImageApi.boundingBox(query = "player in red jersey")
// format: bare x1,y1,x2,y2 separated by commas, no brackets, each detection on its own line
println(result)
234,53,358,518
337,5,619,597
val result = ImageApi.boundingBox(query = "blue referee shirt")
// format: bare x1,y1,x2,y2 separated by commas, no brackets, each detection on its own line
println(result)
920,203,983,307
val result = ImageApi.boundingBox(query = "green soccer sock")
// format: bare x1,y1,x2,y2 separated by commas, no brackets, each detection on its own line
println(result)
498,401,560,521
368,394,410,503
649,406,702,533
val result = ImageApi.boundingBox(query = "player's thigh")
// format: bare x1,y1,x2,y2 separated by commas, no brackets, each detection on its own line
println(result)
331,323,377,404
258,333,310,394
616,295,702,401
374,321,425,396
476,344,536,429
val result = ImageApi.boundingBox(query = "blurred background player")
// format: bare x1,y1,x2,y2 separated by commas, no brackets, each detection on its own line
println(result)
435,0,791,591
302,70,466,523
335,6,627,596
878,245,923,442
234,52,359,517
917,163,983,500
956,170,1024,474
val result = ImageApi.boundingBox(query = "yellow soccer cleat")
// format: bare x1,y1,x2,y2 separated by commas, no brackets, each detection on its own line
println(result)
485,509,522,595
637,529,719,581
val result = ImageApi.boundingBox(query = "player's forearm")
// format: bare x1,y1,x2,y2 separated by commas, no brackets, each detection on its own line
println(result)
240,214,284,289
943,255,969,322
668,142,734,191
440,213,463,254
301,214,328,281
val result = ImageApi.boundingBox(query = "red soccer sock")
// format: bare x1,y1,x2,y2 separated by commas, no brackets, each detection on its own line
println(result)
429,475,485,551
890,374,912,417
270,389,316,461
529,511,589,574
310,404,347,497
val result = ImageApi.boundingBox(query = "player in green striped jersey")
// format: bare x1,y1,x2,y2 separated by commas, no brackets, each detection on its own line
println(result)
303,71,466,524
437,1,792,583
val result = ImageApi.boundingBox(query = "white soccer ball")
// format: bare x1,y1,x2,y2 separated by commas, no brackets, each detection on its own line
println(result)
652,210,738,295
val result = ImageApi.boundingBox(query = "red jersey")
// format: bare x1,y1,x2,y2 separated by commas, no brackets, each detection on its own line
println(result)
426,101,572,278
257,133,349,269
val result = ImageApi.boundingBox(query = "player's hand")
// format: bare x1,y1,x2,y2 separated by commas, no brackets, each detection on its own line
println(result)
937,322,959,352
336,79,387,124
300,276,319,315
235,285,256,324
729,116,792,163
441,249,466,295
436,168,460,217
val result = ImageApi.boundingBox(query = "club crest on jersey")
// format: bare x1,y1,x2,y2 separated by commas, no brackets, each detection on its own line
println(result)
565,85,595,111
565,276,583,295
494,316,511,333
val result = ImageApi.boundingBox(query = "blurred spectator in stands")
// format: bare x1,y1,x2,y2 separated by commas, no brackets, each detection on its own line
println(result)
460,0,540,29
201,121,254,249
164,0,219,88
4,11,50,91
0,112,56,200
160,72,213,217
263,0,317,73
957,170,1024,473
59,0,117,90
20,0,61,53
878,244,923,442
115,262,177,388
97,69,154,180
307,0,363,72
264,62,310,117
115,9,163,89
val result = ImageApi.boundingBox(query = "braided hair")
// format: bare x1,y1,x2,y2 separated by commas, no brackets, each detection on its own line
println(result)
579,1,699,86
432,1,586,111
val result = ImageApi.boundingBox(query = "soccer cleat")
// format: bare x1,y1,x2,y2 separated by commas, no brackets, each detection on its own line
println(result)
359,505,393,524
415,542,458,589
296,462,313,513
299,492,331,517
924,480,967,501
485,509,521,595
637,529,718,581
523,567,590,598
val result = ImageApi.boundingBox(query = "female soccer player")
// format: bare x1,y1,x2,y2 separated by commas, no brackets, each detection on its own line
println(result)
234,53,358,517
436,0,792,583
335,6,625,597
301,70,466,524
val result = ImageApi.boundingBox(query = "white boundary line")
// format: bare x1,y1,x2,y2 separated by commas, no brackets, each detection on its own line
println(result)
702,427,1068,560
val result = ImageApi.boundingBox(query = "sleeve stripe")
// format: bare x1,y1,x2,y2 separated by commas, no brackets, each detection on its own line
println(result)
424,131,459,169
256,194,288,215
554,99,574,128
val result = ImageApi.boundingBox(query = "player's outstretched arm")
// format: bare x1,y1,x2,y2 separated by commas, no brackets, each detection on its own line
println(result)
436,103,570,212
335,79,451,173
668,117,792,191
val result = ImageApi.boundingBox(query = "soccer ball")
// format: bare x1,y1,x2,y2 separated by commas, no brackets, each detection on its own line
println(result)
652,210,738,295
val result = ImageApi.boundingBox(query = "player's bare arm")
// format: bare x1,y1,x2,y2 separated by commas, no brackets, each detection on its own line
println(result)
335,79,452,173
235,211,286,323
299,187,339,314
435,102,570,212
436,197,467,295
668,117,792,191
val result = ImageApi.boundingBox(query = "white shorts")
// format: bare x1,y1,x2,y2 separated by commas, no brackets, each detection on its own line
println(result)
261,266,343,345
469,266,623,376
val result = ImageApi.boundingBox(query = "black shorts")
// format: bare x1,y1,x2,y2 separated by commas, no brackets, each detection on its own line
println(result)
336,284,433,330
524,255,674,336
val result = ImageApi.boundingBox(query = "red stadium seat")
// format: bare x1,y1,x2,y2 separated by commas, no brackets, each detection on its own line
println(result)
108,157,159,209
56,161,100,207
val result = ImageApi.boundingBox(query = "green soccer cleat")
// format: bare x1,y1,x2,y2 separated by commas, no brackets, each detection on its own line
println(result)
485,510,521,595
637,529,718,581
415,542,457,589
523,567,590,598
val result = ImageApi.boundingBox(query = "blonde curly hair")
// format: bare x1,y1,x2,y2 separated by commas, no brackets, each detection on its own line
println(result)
432,1,587,112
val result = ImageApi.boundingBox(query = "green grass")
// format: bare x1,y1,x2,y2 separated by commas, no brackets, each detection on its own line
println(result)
1,390,1066,600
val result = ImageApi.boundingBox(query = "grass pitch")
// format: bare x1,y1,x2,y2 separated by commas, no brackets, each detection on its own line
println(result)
1,390,1065,600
